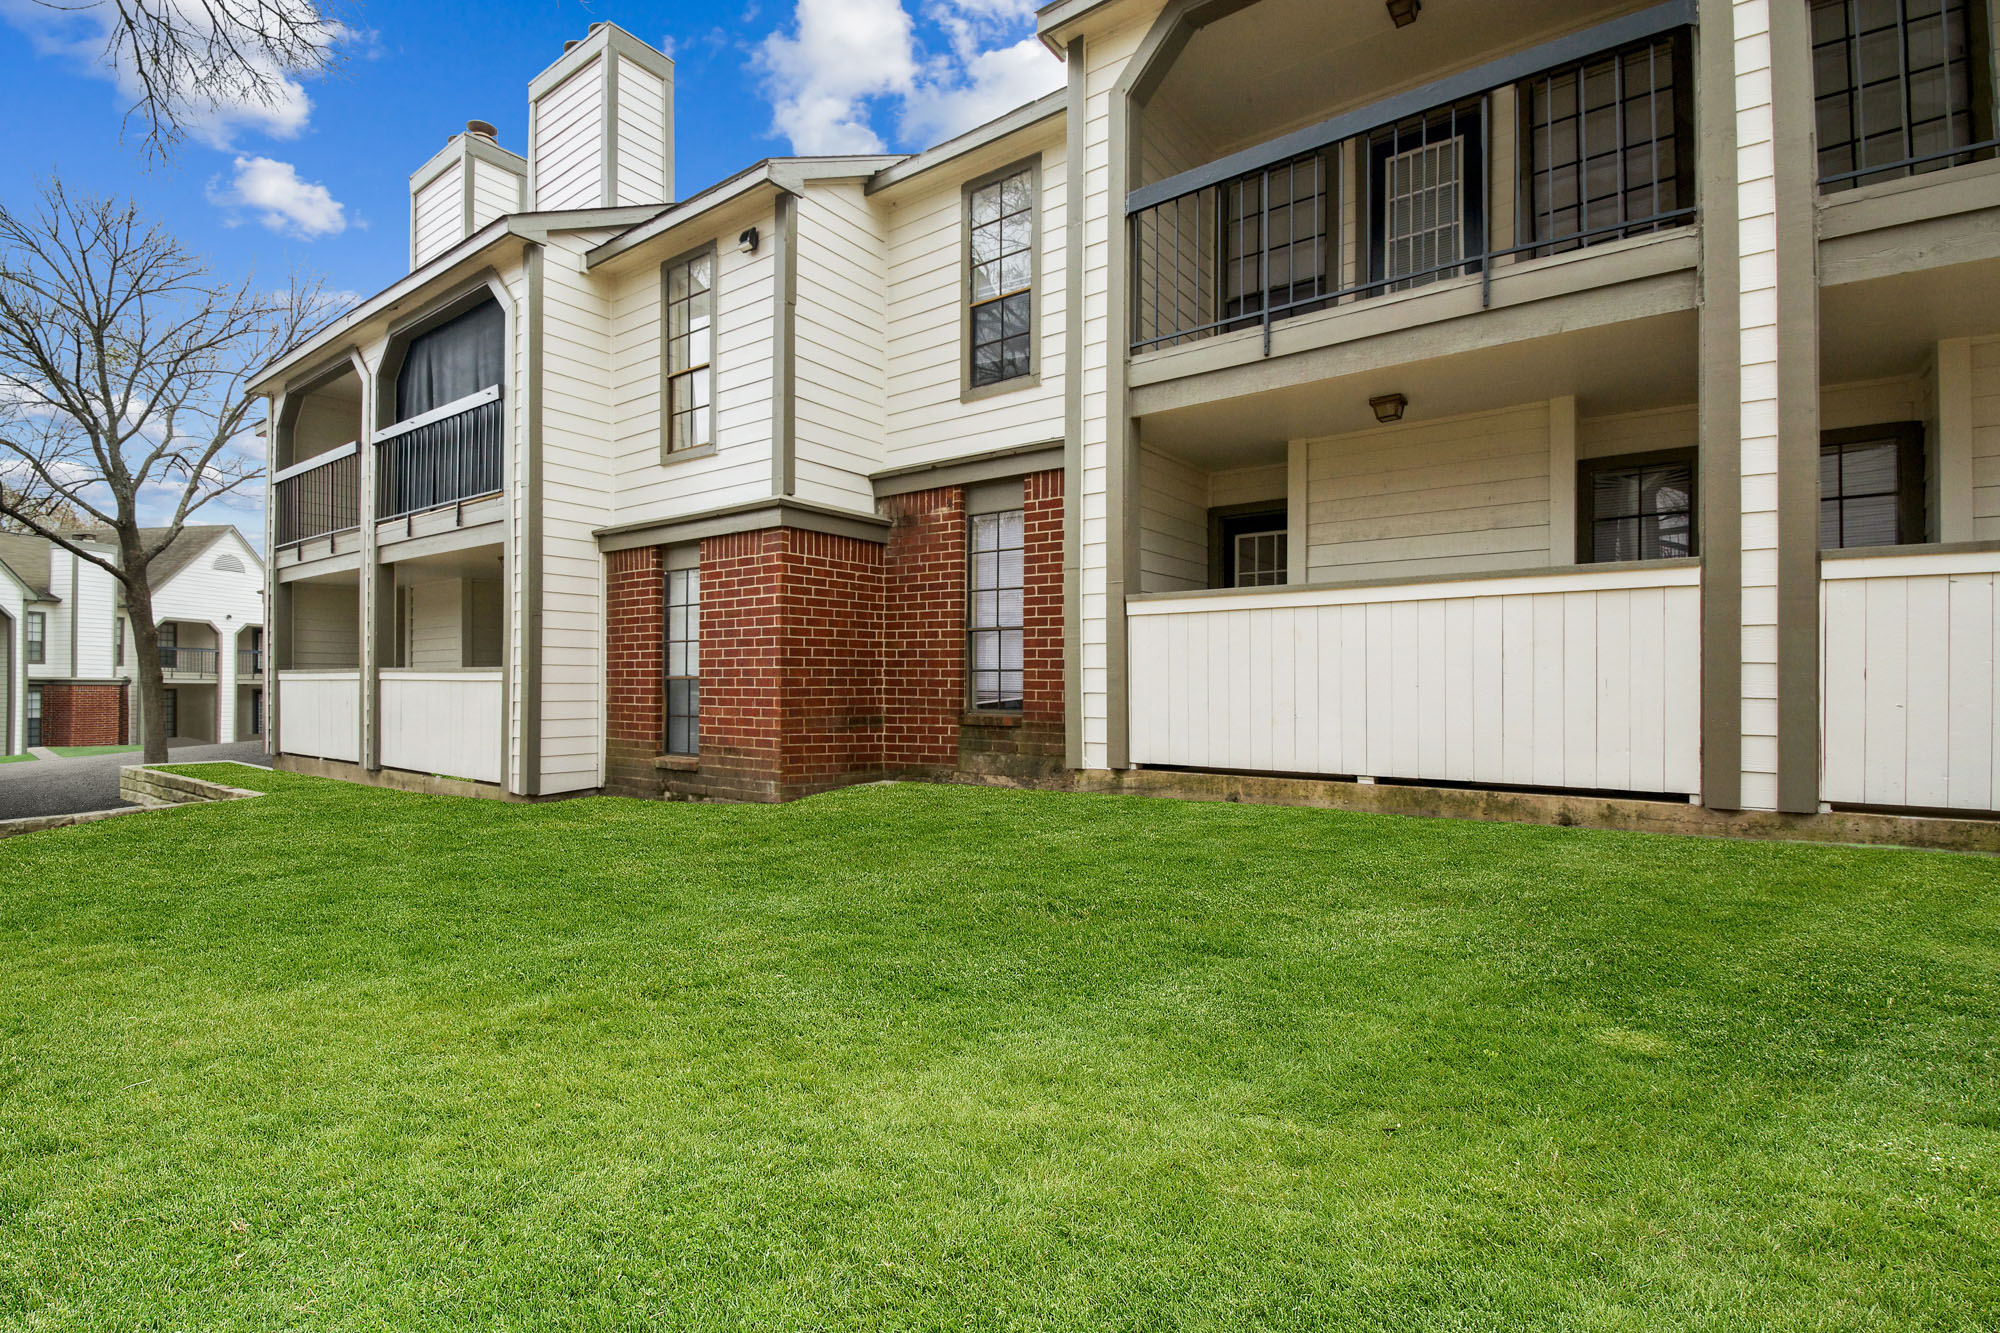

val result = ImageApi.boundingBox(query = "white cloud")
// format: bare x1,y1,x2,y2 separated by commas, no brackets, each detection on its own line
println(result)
758,0,1061,155
206,156,347,238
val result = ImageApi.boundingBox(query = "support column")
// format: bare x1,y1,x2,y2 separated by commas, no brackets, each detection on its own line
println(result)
217,623,238,743
358,355,383,771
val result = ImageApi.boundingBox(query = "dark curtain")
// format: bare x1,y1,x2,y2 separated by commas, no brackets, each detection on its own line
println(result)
396,299,504,419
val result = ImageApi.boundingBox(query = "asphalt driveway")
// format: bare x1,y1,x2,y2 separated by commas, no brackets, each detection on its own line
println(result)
0,741,269,821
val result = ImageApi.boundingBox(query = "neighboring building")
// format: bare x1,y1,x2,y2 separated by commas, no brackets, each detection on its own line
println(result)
0,526,265,753
250,4,2000,832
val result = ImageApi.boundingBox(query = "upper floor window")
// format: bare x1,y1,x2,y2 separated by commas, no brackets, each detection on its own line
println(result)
1367,102,1485,293
1225,153,1332,323
26,611,45,665
662,250,715,457
966,163,1037,396
1580,453,1697,562
1821,425,1926,548
1812,0,1994,192
968,508,1025,710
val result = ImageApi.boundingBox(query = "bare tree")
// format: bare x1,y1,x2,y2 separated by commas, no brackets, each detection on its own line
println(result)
0,480,83,532
0,179,330,762
29,0,346,159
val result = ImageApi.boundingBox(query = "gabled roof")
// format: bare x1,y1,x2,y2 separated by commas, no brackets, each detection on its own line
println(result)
139,525,242,587
0,532,54,599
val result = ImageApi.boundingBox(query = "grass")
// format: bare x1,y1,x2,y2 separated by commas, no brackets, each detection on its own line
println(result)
0,753,31,764
0,768,1996,1331
45,745,141,759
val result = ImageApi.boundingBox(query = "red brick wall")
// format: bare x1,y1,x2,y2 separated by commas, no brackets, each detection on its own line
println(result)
881,486,966,773
36,682,129,747
603,547,665,798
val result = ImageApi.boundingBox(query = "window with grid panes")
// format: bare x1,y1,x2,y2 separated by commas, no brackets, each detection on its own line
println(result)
968,509,1025,710
1811,0,1990,191
1522,35,1688,255
26,611,44,665
25,687,40,748
1233,530,1288,588
664,566,700,755
1821,429,1925,548
1223,153,1332,321
1584,457,1696,561
968,169,1034,390
663,251,714,454
1369,104,1483,292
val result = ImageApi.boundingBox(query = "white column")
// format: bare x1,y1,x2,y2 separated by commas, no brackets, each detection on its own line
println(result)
217,624,239,742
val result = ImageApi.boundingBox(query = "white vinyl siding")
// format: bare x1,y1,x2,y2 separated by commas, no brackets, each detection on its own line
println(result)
1303,404,1554,584
471,157,525,230
413,160,464,267
403,580,466,668
615,56,670,205
795,182,888,512
1138,448,1210,593
882,129,1067,472
289,583,359,670
533,59,606,211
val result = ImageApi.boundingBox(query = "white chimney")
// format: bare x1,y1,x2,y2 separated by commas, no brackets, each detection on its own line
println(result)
526,23,675,211
409,120,527,270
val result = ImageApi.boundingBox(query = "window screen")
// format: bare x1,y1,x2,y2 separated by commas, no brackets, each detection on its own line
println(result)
665,566,700,755
1588,460,1695,561
968,509,1025,710
664,252,715,454
969,169,1035,390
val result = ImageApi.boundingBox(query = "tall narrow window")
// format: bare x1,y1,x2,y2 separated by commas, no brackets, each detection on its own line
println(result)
1522,35,1691,256
1821,426,1926,548
1580,454,1697,562
1224,153,1332,323
25,612,44,665
1370,104,1483,292
115,616,125,667
162,688,178,740
1811,0,1991,191
25,687,40,748
967,165,1036,393
664,566,700,755
663,250,715,456
968,509,1025,710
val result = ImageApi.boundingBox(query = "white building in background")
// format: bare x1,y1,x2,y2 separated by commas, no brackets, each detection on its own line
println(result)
251,4,2000,844
0,525,265,753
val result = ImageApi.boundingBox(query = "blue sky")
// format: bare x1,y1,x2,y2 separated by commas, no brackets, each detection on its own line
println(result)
0,0,1062,329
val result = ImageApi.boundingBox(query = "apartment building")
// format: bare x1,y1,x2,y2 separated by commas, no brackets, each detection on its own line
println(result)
253,2,2000,835
0,525,265,753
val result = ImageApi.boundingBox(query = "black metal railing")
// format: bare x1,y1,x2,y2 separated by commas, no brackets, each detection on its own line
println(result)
159,646,219,676
275,446,360,547
376,387,504,520
238,648,264,677
1812,0,1998,191
1130,29,1695,353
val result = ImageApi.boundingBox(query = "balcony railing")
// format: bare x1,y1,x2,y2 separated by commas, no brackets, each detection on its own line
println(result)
238,648,265,677
273,444,360,547
1812,0,1999,192
159,645,219,677
376,385,504,521
1129,8,1695,353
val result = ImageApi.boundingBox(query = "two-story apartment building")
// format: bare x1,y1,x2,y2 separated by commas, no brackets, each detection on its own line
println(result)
252,2,2000,837
0,525,265,753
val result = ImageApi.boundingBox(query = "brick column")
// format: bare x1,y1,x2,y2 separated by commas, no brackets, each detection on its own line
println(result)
882,487,966,773
603,546,665,797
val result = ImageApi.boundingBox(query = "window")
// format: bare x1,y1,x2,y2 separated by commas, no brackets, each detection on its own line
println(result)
1579,453,1697,562
968,509,1025,710
967,164,1037,393
1369,103,1484,292
1811,0,1991,191
25,612,44,665
1821,425,1926,548
214,554,245,574
1522,35,1691,256
664,566,700,755
1224,152,1333,322
162,688,178,740
115,616,124,667
1211,508,1291,589
662,250,715,456
25,687,40,748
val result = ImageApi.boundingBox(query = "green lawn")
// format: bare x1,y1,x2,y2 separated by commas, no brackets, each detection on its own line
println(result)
0,753,31,764
46,745,141,758
1,768,1995,1331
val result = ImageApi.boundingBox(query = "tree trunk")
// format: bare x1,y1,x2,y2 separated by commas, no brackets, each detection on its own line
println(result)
122,558,171,765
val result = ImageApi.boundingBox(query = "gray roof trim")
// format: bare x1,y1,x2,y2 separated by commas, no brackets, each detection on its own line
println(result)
871,441,1065,497
594,496,890,553
527,21,673,102
865,92,1066,196
410,132,527,192
1036,0,1113,52
584,156,898,270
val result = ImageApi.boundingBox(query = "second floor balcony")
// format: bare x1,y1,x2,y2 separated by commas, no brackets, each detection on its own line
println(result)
375,385,505,521
1128,4,1697,359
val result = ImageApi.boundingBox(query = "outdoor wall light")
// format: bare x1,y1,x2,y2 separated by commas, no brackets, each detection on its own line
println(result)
1386,0,1421,27
1370,393,1409,424
738,227,761,255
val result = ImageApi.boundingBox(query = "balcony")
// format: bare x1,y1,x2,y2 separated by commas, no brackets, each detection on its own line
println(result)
1129,8,1696,360
376,386,504,521
274,444,360,548
159,645,220,681
238,648,265,679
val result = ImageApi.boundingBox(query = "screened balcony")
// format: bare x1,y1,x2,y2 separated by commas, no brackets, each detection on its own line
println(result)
377,296,506,520
1129,5,1696,353
1811,0,1999,193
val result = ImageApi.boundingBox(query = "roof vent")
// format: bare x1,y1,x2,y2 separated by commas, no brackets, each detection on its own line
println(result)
465,119,498,140
563,38,580,53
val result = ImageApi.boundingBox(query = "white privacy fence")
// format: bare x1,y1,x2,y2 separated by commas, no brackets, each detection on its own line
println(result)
1127,563,1703,795
276,671,361,764
380,670,503,785
1822,549,2000,812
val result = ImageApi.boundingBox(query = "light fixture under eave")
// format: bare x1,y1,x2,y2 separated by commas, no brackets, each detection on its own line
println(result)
738,227,761,255
1386,0,1421,27
1370,393,1409,424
